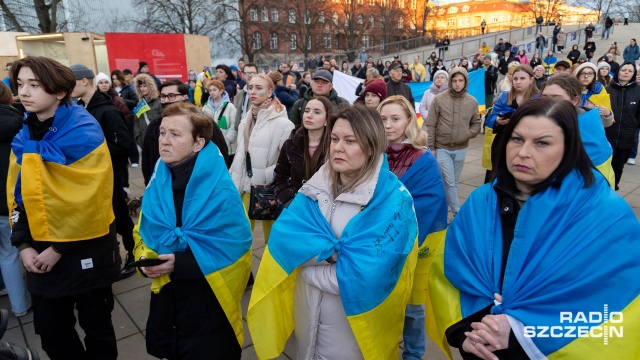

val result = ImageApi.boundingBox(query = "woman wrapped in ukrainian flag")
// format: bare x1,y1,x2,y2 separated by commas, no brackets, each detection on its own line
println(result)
426,98,640,359
248,106,419,359
132,103,252,359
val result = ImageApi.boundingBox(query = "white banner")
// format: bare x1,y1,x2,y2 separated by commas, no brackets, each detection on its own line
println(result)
332,71,364,105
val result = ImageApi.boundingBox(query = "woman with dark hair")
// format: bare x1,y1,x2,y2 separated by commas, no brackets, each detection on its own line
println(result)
430,59,446,80
483,65,539,181
341,61,350,74
605,62,640,190
384,60,392,76
583,38,596,62
574,62,614,127
541,73,615,187
248,105,419,360
112,69,137,110
597,62,613,86
375,59,385,75
215,64,237,102
427,97,640,360
567,44,581,64
515,49,529,65
273,96,331,207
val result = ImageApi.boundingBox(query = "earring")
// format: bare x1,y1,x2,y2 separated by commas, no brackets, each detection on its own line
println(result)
324,123,327,127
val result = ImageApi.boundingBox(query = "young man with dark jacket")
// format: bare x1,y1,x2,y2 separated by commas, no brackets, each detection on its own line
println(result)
70,63,136,279
9,55,120,360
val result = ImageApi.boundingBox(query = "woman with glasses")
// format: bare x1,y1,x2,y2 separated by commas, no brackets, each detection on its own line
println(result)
573,63,614,127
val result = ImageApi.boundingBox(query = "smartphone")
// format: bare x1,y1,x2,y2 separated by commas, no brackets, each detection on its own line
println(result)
126,258,168,269
499,112,514,119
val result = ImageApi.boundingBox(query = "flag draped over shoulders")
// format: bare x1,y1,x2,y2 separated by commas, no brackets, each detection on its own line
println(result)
578,108,615,188
426,171,640,359
7,103,114,241
399,152,448,304
136,142,252,347
248,158,418,359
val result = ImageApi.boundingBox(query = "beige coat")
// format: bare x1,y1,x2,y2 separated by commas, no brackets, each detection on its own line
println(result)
229,104,294,193
425,67,482,150
293,158,384,360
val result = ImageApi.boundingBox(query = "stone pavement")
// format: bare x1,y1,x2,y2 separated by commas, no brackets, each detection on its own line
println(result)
1,23,639,360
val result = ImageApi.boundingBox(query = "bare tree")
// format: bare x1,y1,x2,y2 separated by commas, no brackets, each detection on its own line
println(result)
0,0,70,33
209,0,264,63
332,0,375,61
573,0,614,21
372,0,407,55
406,0,430,42
527,0,564,24
132,0,210,34
289,0,328,61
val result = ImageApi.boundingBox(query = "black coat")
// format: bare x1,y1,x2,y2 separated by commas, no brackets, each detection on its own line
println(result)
222,79,237,102
79,91,132,185
0,104,23,216
567,49,581,64
584,43,596,57
145,155,240,360
386,79,415,104
606,66,640,149
119,84,138,110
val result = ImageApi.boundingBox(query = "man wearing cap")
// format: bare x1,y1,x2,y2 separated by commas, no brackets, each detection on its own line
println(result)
386,62,415,105
481,55,498,108
289,69,348,127
409,55,427,83
69,64,135,278
136,61,161,88
552,60,572,75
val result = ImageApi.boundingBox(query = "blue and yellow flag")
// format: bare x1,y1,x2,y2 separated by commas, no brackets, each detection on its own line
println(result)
410,68,486,116
248,158,418,359
7,103,114,241
426,171,640,359
399,152,448,304
204,66,213,79
578,108,615,188
134,142,252,347
133,98,150,118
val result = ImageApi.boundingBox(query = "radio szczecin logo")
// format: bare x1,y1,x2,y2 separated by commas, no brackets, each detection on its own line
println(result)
523,304,623,345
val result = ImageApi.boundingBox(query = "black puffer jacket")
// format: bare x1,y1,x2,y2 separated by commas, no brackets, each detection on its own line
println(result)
119,84,138,111
605,63,640,149
0,104,23,216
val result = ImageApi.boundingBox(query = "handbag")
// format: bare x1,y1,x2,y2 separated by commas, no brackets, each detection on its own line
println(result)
246,152,280,220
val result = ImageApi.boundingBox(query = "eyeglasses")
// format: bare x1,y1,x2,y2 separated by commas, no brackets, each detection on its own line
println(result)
160,93,182,100
244,71,257,75
580,72,595,78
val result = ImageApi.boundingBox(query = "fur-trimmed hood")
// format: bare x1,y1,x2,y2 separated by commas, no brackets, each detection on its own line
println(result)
133,73,159,100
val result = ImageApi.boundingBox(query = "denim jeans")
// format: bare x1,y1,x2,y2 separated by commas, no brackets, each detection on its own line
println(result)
602,27,611,39
402,304,426,360
0,216,31,314
436,148,468,214
630,128,639,159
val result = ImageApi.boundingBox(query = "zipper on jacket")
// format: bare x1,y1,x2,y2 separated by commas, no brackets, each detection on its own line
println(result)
615,88,625,148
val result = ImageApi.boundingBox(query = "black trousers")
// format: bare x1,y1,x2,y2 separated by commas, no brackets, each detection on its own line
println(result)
33,286,117,360
611,148,632,190
112,181,135,254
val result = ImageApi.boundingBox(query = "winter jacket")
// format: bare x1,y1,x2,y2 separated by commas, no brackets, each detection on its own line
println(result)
568,49,581,64
386,143,426,178
607,45,621,62
307,58,318,70
556,32,566,47
202,92,239,156
585,25,595,38
78,91,132,185
289,88,348,127
234,87,248,131
419,81,448,119
605,64,640,149
535,36,547,50
358,51,369,63
10,111,120,298
133,97,161,149
119,83,138,110
552,26,561,44
483,65,499,95
293,157,385,360
107,88,132,126
222,79,237,102
0,104,22,216
623,44,640,63
409,63,427,82
387,79,416,105
272,128,325,205
535,75,547,90
143,155,241,360
529,58,543,68
230,104,294,194
425,68,482,150
516,54,529,65
351,65,366,79
584,43,597,58
274,85,300,116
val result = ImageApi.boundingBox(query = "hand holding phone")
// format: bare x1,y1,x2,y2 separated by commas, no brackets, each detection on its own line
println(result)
126,258,168,270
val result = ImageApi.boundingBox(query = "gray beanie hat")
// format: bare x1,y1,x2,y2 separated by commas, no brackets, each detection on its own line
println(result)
69,63,95,79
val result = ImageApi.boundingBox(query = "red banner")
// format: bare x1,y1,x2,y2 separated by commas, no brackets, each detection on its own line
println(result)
105,33,187,82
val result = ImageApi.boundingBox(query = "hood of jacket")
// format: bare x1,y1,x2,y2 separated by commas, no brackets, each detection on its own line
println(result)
0,104,23,144
85,91,114,112
611,61,638,90
448,67,469,97
304,87,339,102
133,73,159,100
205,91,230,113
429,81,449,94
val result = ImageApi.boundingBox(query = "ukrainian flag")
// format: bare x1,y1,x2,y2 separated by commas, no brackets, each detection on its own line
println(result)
248,158,418,359
133,98,151,118
204,66,212,79
7,103,114,241
426,171,640,359
134,142,252,347
578,108,615,188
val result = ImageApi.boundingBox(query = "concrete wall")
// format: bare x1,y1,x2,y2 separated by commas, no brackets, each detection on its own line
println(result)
63,33,98,73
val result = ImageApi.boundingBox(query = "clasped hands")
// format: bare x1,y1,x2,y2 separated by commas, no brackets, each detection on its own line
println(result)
462,294,512,360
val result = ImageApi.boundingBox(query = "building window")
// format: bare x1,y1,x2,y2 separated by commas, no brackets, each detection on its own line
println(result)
271,8,279,22
319,11,325,23
362,34,369,47
307,35,312,50
291,34,297,50
369,15,374,28
398,0,404,8
261,7,268,21
398,17,403,29
250,7,257,21
381,15,385,23
335,35,340,49
411,0,416,9
332,12,338,25
357,14,363,24
323,34,332,48
289,9,296,23
270,32,278,50
369,0,375,5
345,14,349,26
447,17,456,27
357,0,363,4
252,32,262,49
305,10,311,24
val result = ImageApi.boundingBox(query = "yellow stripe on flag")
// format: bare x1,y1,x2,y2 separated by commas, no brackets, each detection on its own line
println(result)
410,230,446,305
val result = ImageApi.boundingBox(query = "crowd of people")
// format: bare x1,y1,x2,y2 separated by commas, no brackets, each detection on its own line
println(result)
0,17,638,360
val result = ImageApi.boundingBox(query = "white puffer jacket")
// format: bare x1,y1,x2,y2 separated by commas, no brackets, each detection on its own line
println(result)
229,104,294,193
293,158,383,360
